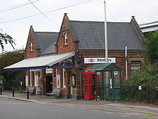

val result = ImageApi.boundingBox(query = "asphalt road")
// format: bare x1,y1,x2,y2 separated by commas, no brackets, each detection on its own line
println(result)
0,97,158,119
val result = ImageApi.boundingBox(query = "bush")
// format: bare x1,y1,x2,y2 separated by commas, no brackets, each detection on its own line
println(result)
122,85,158,104
124,62,158,86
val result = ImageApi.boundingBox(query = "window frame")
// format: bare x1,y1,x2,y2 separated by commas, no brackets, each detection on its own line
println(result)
64,32,68,45
131,61,141,71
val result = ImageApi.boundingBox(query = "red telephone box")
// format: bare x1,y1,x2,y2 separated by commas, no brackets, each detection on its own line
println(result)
84,71,96,100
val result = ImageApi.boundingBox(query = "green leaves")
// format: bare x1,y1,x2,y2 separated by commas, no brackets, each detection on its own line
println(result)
145,32,158,64
0,33,15,52
0,50,24,89
125,62,158,86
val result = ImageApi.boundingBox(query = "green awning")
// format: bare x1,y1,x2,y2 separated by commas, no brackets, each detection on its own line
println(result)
86,63,121,72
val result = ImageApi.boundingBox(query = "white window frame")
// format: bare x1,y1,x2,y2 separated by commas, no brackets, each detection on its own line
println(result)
63,69,66,88
30,70,33,86
131,61,141,70
25,75,28,86
56,75,61,88
64,33,68,45
35,75,38,86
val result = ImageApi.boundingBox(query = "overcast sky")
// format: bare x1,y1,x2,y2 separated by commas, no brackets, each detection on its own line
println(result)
0,0,158,52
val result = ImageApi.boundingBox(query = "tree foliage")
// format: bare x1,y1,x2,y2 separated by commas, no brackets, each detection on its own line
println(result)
0,33,15,52
124,32,158,86
0,50,24,89
124,62,158,86
145,32,158,64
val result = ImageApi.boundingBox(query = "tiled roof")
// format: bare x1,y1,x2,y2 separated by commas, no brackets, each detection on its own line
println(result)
70,21,144,50
39,41,56,56
34,32,58,55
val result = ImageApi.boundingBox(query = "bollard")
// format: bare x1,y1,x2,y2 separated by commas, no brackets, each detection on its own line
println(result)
27,90,29,99
12,87,14,97
0,88,2,95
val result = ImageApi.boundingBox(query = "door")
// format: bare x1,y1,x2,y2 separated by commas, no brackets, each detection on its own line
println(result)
46,76,52,93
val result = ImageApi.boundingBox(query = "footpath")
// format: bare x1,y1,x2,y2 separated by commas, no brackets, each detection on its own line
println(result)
0,91,158,113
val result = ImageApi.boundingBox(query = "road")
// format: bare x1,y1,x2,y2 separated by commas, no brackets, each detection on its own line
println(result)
0,97,157,119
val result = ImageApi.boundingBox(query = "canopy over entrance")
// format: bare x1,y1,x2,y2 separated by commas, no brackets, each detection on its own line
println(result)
4,52,75,71
86,63,121,72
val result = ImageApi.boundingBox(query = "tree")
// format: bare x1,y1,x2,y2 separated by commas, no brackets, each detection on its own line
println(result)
0,50,24,89
125,32,158,85
122,32,158,103
124,62,158,86
145,32,158,64
0,33,15,52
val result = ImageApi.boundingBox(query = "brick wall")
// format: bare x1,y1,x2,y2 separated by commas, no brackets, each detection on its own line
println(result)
57,14,76,54
80,50,144,80
25,39,39,58
25,26,39,58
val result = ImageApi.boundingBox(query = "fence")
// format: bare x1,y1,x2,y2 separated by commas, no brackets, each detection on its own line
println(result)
122,85,158,104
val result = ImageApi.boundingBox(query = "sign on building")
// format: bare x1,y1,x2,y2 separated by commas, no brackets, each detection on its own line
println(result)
84,58,116,64
46,68,52,74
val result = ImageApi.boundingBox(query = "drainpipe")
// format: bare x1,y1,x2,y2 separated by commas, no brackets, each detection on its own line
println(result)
80,72,82,99
125,46,128,80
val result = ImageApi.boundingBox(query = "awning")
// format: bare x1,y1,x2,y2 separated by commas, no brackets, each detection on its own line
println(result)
86,63,122,72
4,52,74,71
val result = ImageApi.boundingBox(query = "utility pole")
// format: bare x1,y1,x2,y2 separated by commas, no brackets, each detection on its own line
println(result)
104,0,109,100
104,0,108,63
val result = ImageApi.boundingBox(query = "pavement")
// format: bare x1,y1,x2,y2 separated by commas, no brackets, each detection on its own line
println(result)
0,91,158,113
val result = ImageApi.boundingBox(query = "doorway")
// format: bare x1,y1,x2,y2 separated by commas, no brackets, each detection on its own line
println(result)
46,76,52,93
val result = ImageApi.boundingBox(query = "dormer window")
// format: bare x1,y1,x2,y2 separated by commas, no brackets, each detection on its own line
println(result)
64,32,68,45
30,42,33,52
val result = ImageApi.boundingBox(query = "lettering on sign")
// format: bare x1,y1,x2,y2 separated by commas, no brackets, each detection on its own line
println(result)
46,68,52,74
84,58,116,64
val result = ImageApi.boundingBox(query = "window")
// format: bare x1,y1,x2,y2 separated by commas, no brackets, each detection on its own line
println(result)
30,70,35,86
56,69,61,88
56,75,61,88
63,69,66,88
64,33,68,45
25,75,29,86
35,75,38,86
131,61,141,72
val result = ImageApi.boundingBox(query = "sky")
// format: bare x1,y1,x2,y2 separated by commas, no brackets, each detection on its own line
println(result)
0,0,158,52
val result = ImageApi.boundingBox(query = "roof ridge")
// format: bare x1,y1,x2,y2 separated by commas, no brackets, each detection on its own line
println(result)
35,32,58,34
70,20,130,24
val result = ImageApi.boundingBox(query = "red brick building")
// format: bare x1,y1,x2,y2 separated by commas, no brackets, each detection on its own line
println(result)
4,13,145,99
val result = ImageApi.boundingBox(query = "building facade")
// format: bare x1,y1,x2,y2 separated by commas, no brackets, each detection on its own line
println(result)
4,14,145,99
